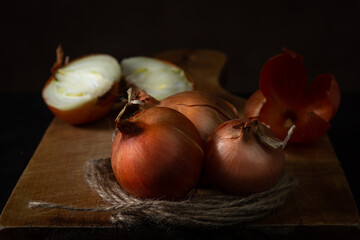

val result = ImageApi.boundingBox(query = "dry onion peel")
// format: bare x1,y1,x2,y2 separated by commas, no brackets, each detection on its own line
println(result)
114,88,143,123
244,49,340,143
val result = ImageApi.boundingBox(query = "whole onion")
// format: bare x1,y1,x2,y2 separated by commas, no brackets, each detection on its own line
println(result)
111,106,204,199
138,90,239,141
204,118,294,195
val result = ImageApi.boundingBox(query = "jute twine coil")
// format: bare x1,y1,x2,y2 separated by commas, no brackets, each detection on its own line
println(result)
29,158,296,228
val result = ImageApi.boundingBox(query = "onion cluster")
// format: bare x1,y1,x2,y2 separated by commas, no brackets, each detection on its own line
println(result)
42,48,330,200
42,48,293,199
111,89,292,199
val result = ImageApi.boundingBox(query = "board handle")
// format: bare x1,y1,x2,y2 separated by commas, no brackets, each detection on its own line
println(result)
154,49,246,117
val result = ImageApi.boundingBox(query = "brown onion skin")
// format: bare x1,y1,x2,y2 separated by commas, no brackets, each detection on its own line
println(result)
204,119,285,195
42,77,120,125
243,90,266,118
140,91,239,141
111,107,203,199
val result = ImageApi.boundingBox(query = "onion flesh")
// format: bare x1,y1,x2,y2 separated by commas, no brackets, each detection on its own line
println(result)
42,47,121,124
43,55,121,111
121,57,193,100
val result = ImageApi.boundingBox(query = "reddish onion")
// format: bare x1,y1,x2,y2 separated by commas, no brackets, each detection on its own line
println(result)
244,49,340,143
111,105,203,199
137,90,239,141
204,118,294,195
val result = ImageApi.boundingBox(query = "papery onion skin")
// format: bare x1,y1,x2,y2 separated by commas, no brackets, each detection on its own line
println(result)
42,50,122,125
244,49,341,143
204,118,285,195
139,90,239,141
243,90,266,119
111,107,204,199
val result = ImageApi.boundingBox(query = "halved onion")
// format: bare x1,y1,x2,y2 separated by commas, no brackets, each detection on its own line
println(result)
42,48,122,124
121,56,193,100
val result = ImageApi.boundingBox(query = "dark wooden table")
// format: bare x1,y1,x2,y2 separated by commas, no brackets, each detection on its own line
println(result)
1,50,359,239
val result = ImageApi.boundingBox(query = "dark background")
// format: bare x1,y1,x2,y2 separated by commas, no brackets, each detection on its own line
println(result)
1,0,359,220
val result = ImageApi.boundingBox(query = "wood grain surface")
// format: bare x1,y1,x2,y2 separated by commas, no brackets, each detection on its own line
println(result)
0,49,359,239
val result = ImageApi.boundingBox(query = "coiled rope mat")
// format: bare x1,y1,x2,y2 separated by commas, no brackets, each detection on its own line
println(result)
29,158,296,228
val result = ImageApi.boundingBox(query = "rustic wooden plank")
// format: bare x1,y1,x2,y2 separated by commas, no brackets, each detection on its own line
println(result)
0,116,116,227
0,49,359,238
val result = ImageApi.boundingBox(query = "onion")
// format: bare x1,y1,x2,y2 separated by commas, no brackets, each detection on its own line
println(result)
111,104,203,199
121,56,193,100
138,90,239,141
42,46,121,124
244,49,340,143
204,118,294,195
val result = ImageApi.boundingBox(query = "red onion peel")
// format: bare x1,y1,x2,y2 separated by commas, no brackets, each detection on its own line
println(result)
244,49,340,143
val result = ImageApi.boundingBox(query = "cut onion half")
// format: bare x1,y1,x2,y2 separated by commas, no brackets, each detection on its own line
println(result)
42,50,122,124
121,56,193,100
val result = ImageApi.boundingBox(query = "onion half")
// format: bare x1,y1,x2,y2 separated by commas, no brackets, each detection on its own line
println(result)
121,56,193,100
42,47,122,124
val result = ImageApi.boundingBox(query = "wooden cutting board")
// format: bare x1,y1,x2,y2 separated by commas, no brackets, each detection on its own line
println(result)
1,49,359,239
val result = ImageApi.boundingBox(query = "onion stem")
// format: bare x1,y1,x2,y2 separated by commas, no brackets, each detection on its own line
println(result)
115,88,143,126
258,124,295,149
